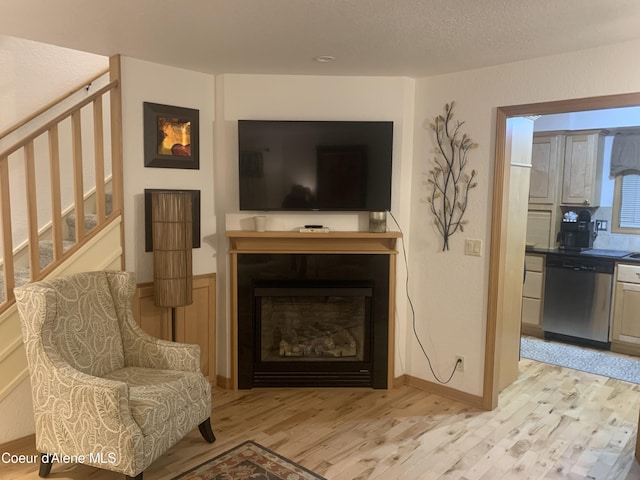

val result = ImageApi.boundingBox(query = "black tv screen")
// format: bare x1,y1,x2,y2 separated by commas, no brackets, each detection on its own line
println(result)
238,120,393,211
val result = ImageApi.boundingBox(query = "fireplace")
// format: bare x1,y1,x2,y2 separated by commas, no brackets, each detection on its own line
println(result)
237,253,389,388
256,282,371,362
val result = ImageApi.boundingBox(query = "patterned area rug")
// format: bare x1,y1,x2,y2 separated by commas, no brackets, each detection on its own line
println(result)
174,441,326,480
521,337,640,384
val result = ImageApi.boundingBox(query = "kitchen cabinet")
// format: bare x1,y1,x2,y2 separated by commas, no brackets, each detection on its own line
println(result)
637,410,640,462
526,207,556,249
561,130,607,206
530,133,564,204
526,132,564,249
610,263,640,356
521,254,545,337
526,129,606,248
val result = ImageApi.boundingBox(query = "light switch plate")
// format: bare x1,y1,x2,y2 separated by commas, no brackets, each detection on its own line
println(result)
465,238,482,256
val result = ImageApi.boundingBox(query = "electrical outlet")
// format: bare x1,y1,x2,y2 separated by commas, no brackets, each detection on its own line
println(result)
455,355,465,373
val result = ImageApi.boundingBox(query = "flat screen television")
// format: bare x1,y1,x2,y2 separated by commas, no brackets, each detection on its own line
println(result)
238,120,393,211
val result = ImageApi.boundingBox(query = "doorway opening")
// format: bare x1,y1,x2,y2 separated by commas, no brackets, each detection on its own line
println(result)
485,92,640,409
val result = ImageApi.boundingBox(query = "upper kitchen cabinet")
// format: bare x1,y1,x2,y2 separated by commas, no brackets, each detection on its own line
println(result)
561,130,607,206
530,133,564,204
527,132,565,248
526,207,556,249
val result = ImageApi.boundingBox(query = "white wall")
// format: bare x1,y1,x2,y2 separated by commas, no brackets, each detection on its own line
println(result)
409,38,640,396
120,57,217,282
0,35,107,133
214,74,416,378
0,35,109,251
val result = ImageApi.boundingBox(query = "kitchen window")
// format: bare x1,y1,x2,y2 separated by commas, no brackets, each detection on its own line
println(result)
610,132,640,234
612,173,640,234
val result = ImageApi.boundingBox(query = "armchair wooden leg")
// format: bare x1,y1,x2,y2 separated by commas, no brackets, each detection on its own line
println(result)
125,473,143,480
39,453,53,477
198,417,216,443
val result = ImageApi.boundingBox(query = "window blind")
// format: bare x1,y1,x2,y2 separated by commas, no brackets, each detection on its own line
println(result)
620,174,640,229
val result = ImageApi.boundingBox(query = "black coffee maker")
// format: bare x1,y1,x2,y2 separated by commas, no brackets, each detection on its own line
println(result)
558,210,595,251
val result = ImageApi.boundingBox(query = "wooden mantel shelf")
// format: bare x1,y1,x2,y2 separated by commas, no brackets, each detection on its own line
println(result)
225,230,402,254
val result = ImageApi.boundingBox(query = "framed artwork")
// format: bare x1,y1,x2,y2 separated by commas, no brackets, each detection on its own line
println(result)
144,189,201,252
143,102,199,169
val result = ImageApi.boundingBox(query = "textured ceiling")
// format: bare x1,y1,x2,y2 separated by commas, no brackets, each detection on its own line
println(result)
1,0,640,78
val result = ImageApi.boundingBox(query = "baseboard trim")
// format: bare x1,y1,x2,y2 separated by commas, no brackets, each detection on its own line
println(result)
521,325,544,338
610,340,640,357
0,433,34,452
0,368,29,404
394,374,485,409
214,372,483,407
0,336,23,363
216,375,232,389
393,374,407,389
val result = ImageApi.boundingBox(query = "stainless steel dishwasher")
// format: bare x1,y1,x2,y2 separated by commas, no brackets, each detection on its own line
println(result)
542,253,614,349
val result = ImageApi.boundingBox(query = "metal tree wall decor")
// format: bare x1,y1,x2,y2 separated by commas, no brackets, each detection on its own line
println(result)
426,101,478,251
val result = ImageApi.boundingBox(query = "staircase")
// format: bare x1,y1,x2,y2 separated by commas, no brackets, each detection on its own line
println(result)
0,55,123,313
0,191,112,302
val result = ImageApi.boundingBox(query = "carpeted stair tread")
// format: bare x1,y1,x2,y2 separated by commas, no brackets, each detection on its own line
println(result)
0,267,31,303
1,193,112,304
38,239,75,268
66,213,98,237
105,191,113,215
0,239,74,303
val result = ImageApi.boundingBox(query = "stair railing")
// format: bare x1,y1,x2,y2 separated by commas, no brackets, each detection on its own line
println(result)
0,55,124,311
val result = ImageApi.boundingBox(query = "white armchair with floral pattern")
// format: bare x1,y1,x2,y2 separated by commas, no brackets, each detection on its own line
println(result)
14,271,215,480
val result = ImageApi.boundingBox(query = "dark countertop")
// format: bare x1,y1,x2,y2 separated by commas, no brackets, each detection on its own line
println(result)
525,246,640,264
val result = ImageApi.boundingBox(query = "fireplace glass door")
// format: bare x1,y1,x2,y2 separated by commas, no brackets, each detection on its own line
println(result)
256,285,372,363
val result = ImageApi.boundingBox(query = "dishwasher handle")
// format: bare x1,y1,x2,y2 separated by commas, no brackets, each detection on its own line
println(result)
556,262,595,271
546,256,615,274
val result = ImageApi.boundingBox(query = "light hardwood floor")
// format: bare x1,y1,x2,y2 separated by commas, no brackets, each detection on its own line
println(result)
2,359,639,480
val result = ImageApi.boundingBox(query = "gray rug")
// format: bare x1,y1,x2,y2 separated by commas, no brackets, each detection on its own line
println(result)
521,337,640,384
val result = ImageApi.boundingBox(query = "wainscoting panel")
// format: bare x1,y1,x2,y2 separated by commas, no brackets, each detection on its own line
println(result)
133,273,216,379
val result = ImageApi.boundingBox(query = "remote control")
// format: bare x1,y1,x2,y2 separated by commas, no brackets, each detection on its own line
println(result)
304,224,324,228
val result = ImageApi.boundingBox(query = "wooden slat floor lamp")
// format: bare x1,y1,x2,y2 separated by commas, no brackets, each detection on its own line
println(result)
151,191,193,341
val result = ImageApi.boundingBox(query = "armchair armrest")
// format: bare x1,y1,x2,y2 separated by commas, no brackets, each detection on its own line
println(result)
121,318,202,372
105,271,202,372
